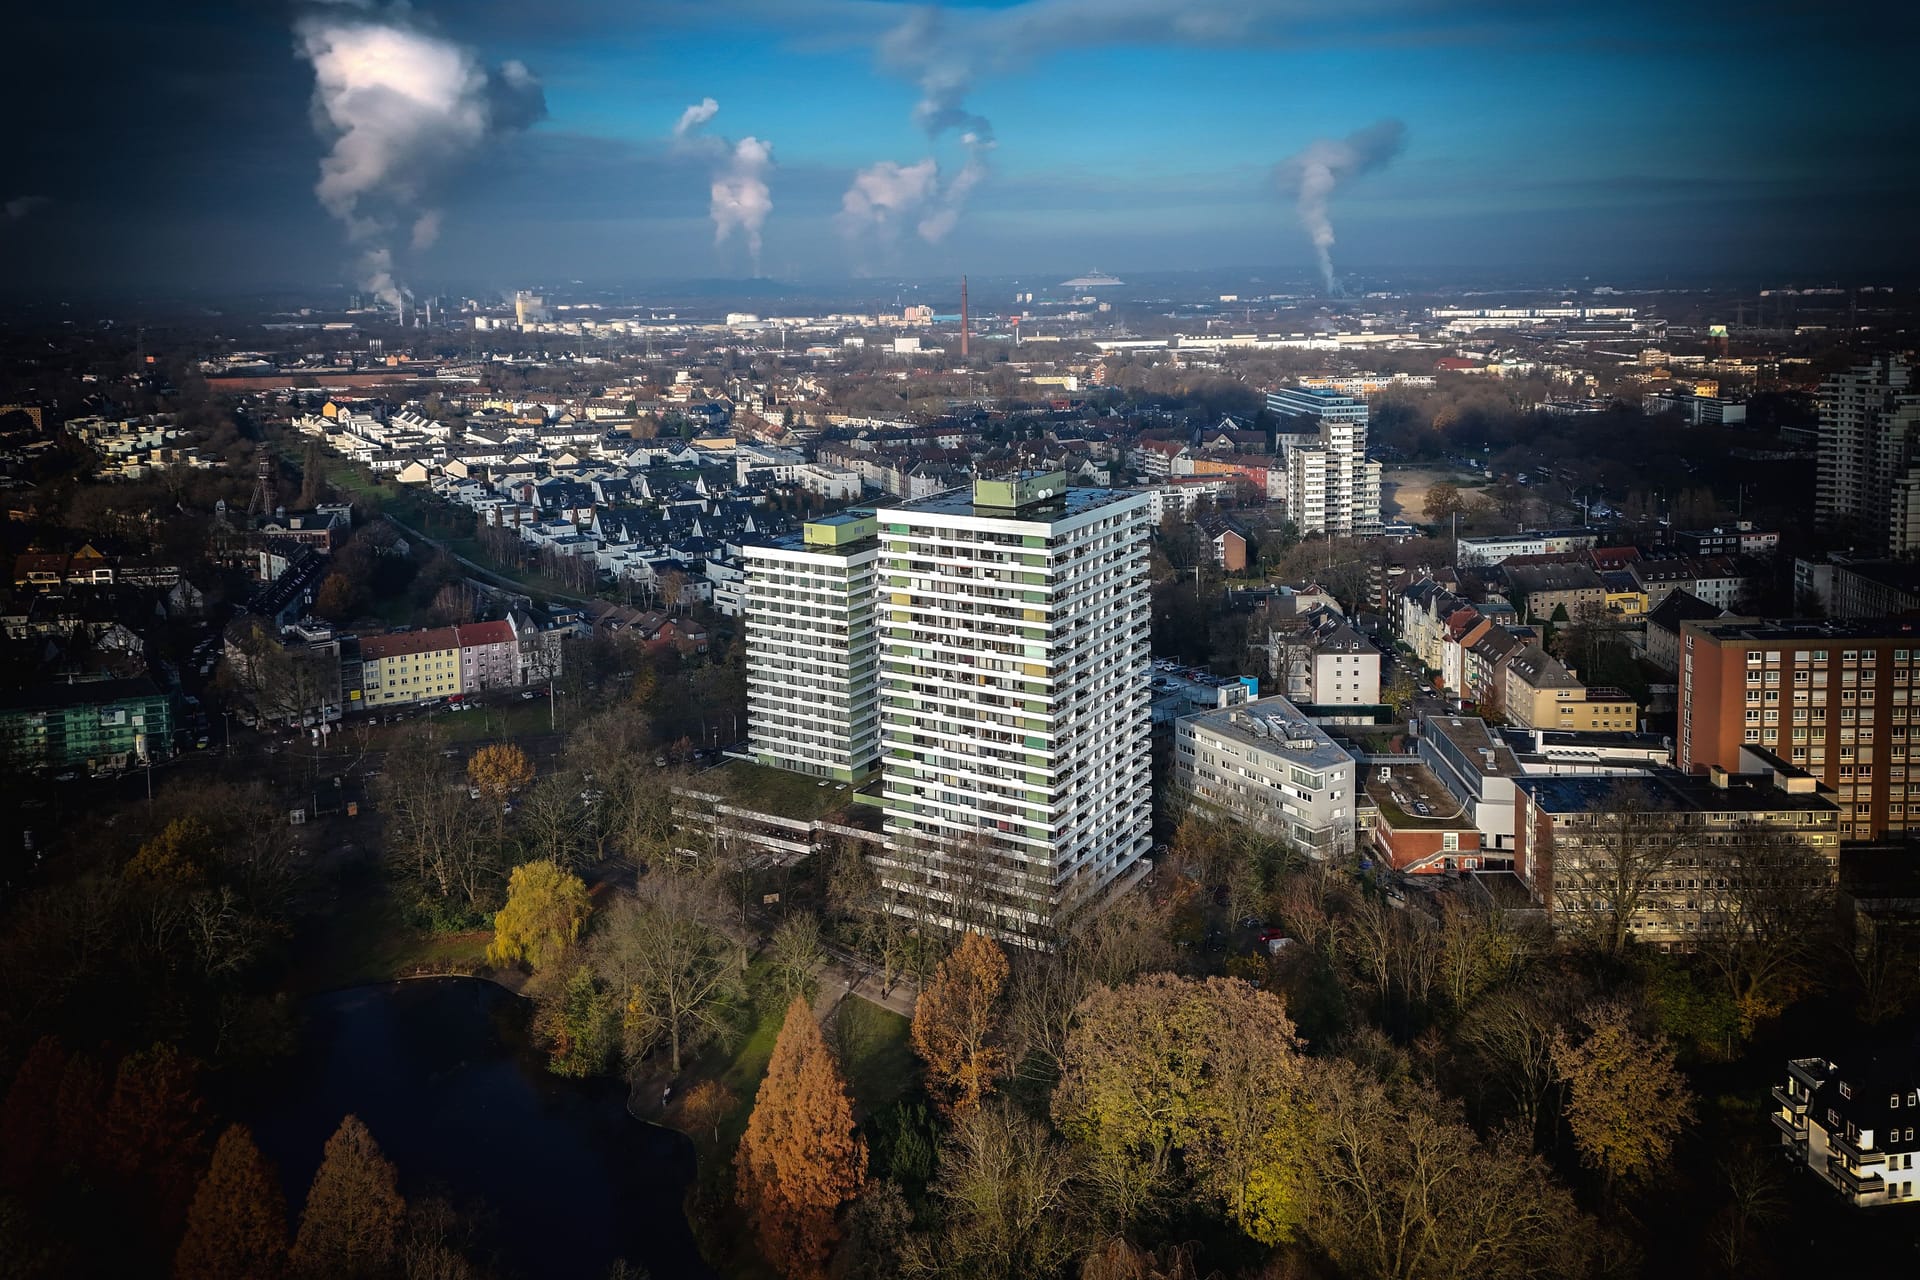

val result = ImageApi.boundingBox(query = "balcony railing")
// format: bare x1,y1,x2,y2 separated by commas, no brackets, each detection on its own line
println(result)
1828,1131,1886,1166
1827,1156,1886,1196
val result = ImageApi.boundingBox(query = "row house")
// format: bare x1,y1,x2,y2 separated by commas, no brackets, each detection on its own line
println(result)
1266,605,1383,706
1631,554,1764,611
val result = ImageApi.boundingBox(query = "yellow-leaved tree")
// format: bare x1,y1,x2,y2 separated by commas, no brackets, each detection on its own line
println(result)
1551,998,1695,1198
487,859,591,972
467,742,534,803
1053,973,1311,1245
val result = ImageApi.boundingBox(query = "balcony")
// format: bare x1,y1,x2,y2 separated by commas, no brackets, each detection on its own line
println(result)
1769,1085,1808,1115
1827,1155,1886,1196
1827,1130,1886,1166
1770,1111,1808,1140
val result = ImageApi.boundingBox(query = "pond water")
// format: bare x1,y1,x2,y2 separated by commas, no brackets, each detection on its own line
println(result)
237,977,712,1279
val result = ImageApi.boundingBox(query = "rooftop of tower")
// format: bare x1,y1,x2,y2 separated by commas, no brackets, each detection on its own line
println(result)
882,477,1145,524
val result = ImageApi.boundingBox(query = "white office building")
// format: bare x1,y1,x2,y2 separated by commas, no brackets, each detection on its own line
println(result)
742,511,881,782
873,472,1154,939
1266,386,1382,537
1173,695,1359,858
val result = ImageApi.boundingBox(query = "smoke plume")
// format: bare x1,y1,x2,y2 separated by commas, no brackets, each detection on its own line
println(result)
837,157,940,248
712,137,774,271
862,1,1289,244
294,5,545,314
671,99,775,275
674,97,719,139
1275,119,1406,293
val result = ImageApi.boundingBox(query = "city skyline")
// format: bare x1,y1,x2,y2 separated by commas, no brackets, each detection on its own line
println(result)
7,0,1918,298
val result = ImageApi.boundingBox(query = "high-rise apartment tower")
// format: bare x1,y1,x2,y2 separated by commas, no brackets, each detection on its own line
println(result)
871,472,1154,939
743,511,882,782
1266,386,1382,536
1815,356,1920,555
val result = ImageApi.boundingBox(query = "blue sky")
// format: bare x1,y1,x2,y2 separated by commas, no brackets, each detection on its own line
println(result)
5,0,1915,295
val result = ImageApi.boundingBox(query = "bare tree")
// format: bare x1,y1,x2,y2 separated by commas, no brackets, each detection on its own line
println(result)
1435,891,1526,1012
1696,821,1835,1038
1304,1064,1602,1280
1547,780,1685,955
1455,984,1567,1144
591,876,747,1074
903,1105,1085,1280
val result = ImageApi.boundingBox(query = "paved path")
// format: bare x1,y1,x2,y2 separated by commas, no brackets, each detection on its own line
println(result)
814,950,919,1023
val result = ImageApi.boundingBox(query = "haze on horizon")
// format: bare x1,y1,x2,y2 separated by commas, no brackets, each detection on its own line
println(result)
7,0,1916,300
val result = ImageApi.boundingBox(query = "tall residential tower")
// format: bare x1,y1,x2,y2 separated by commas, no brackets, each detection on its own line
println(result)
1815,356,1920,555
1266,385,1382,536
743,511,881,782
872,472,1154,939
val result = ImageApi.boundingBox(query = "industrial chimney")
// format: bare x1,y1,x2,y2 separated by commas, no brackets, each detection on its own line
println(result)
960,275,970,360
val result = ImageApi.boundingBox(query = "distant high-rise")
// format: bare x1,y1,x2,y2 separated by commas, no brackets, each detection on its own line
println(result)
871,473,1153,939
1815,356,1920,555
1266,386,1382,536
743,512,881,782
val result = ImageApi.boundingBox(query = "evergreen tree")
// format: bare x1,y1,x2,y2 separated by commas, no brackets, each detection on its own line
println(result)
734,997,867,1279
174,1124,288,1280
291,1115,405,1279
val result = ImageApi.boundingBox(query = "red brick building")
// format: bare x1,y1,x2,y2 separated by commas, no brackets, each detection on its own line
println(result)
1679,618,1920,841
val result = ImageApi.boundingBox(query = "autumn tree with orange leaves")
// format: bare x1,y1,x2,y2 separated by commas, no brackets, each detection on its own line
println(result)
290,1114,406,1279
735,996,868,1279
467,742,534,804
174,1123,288,1280
911,931,1010,1120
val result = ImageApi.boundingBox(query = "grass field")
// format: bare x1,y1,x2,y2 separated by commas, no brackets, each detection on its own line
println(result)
708,758,856,821
290,873,490,993
695,962,917,1155
1381,465,1489,523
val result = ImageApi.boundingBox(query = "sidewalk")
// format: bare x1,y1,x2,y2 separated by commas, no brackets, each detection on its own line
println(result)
814,952,918,1023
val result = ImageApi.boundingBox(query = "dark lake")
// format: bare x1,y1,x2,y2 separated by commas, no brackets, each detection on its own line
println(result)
236,977,712,1279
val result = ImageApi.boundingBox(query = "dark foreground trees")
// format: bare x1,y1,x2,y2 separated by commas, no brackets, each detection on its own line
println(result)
174,1124,287,1280
290,1115,405,1279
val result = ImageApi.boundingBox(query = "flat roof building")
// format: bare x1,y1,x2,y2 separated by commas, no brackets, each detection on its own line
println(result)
1678,617,1920,842
743,511,882,783
1174,694,1358,858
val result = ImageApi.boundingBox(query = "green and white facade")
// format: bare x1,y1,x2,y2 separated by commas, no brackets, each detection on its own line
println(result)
872,473,1154,938
743,511,881,782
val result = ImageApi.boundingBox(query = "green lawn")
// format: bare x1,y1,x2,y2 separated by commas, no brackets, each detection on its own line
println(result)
291,875,490,993
707,758,855,821
833,999,916,1117
696,962,916,1153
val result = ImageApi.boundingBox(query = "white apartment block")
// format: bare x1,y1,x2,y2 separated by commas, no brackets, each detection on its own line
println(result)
1173,695,1358,858
1268,608,1382,706
1267,386,1382,537
873,473,1154,939
1816,356,1920,555
1775,1053,1920,1208
743,511,882,783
